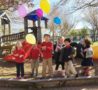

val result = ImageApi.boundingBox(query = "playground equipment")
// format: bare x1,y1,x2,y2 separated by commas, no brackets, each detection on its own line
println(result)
0,10,48,59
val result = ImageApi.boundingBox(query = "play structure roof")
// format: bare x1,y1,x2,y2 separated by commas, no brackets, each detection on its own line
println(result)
25,10,48,21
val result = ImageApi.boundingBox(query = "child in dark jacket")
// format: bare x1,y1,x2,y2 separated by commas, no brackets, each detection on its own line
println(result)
54,37,65,71
60,38,78,77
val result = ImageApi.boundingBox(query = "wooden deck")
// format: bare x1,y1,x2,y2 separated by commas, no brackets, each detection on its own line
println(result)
0,76,98,90
0,59,97,90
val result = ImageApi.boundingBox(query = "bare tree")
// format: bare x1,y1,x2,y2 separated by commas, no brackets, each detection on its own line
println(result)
84,7,98,41
0,0,34,11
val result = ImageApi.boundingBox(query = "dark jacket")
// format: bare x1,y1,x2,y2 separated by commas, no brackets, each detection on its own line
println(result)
76,43,84,59
60,46,74,62
54,44,64,63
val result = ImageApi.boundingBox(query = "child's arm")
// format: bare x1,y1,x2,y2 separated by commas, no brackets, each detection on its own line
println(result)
46,43,53,52
19,50,25,58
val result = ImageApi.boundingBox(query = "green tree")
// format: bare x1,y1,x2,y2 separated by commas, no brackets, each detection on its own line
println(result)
68,29,78,37
68,28,90,37
79,28,90,37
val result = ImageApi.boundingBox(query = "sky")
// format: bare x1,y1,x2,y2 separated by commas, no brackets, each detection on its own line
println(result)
10,0,88,34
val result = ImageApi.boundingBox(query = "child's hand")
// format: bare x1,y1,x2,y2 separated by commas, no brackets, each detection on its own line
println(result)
20,55,23,58
42,46,46,50
12,57,15,60
84,49,87,52
14,54,18,56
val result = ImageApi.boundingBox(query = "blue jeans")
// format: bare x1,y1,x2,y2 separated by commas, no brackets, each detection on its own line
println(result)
16,63,24,77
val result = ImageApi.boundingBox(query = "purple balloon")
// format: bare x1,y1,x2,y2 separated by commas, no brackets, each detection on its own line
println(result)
36,8,43,18
18,5,27,18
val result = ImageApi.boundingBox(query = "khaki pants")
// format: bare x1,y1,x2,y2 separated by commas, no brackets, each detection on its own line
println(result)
31,59,39,74
42,58,53,77
65,60,77,76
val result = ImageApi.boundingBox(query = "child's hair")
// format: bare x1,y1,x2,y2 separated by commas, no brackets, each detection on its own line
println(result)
44,34,50,37
84,38,91,48
64,38,71,43
58,36,64,40
16,41,23,48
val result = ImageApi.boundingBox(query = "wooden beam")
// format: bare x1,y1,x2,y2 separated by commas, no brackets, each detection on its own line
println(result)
45,20,48,28
37,19,42,42
9,23,11,34
24,17,28,33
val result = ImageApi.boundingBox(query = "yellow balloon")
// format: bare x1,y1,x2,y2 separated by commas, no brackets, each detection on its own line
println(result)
92,46,98,60
40,0,51,14
92,42,98,47
26,34,36,44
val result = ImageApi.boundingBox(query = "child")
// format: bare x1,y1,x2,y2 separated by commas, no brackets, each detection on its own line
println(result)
54,37,65,71
60,38,78,78
30,44,41,77
13,41,25,79
41,34,53,78
81,38,94,76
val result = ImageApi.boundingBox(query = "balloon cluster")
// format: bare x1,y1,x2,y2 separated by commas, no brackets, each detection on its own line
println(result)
18,0,62,44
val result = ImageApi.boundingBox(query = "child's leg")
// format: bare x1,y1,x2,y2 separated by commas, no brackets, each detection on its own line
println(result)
61,62,65,70
55,62,60,70
16,63,21,78
68,60,77,76
65,62,70,77
31,60,35,75
47,58,53,77
84,66,90,76
35,60,39,76
42,60,47,77
20,63,24,77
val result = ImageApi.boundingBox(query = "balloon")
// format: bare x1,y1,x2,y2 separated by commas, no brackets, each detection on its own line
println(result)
92,42,98,47
36,8,43,18
92,46,98,60
18,5,27,17
26,34,36,44
91,42,98,60
53,17,61,25
40,0,50,14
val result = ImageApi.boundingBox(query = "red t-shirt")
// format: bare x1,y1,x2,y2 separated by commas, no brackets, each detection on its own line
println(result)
13,48,25,63
41,41,53,59
30,47,40,60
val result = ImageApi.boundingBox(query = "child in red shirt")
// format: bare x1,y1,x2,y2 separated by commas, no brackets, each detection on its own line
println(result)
13,41,25,79
30,44,41,77
41,34,53,78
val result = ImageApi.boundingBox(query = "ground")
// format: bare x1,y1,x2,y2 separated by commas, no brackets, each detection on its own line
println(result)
0,58,97,78
0,59,98,90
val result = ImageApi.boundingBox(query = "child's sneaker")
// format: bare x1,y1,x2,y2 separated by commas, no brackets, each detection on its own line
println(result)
75,74,79,78
35,73,38,77
16,76,21,79
21,77,24,79
31,73,34,77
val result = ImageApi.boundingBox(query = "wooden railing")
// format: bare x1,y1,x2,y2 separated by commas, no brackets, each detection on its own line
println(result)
0,32,26,43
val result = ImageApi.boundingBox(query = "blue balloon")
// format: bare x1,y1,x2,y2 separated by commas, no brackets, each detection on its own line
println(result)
53,17,61,25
